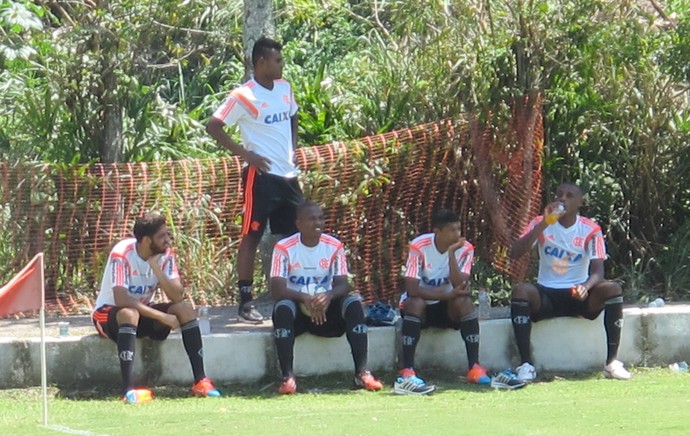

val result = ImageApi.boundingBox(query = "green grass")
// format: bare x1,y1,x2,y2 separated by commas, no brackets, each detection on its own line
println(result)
1,368,689,435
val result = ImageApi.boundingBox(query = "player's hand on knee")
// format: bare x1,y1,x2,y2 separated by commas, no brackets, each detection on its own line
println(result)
161,313,181,330
450,283,471,298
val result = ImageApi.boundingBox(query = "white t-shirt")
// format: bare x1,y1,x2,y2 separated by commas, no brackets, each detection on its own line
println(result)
271,233,348,293
212,78,299,178
94,238,179,309
522,215,606,288
400,233,474,305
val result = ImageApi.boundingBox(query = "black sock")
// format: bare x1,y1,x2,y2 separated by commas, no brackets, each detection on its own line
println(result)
458,313,480,368
117,323,137,395
511,299,532,364
181,320,206,382
238,280,253,306
401,316,422,369
604,296,624,364
273,303,296,378
344,299,368,375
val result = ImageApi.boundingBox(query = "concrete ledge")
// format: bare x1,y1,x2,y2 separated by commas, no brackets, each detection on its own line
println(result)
1,306,689,388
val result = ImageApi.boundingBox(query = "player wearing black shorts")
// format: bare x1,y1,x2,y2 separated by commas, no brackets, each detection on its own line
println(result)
92,213,220,403
207,37,303,323
509,183,631,381
395,209,492,395
269,201,383,394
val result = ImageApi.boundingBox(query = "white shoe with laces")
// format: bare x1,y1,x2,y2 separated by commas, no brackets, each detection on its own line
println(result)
604,360,632,380
516,362,537,382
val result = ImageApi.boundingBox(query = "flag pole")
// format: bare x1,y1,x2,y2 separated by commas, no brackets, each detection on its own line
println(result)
39,253,48,426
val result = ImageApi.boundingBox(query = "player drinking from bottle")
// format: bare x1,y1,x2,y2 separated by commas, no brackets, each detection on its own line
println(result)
509,182,631,381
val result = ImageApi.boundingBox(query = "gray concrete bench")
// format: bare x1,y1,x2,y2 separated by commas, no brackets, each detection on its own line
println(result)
2,305,689,388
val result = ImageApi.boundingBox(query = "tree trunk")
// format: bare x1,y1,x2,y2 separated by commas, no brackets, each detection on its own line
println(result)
95,0,123,163
243,0,274,81
100,64,123,163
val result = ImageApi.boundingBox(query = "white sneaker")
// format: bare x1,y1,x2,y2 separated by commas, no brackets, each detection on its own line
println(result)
604,360,632,380
516,362,537,382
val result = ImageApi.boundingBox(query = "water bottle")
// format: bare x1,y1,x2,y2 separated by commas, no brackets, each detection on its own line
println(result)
478,289,491,320
198,306,211,335
124,388,153,403
545,203,565,225
58,322,70,337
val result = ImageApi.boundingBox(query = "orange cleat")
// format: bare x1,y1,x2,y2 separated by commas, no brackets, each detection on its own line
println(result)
191,377,221,397
467,363,491,384
354,370,384,391
278,376,297,395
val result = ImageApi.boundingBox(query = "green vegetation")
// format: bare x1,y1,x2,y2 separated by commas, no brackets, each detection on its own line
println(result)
1,368,689,435
1,1,689,302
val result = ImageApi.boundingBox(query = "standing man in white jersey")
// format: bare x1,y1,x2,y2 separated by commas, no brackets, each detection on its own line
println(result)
92,213,220,403
207,36,303,324
269,200,383,394
509,182,631,381
395,209,496,395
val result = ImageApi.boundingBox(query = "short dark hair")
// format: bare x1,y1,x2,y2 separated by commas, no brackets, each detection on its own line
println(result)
558,182,583,196
431,208,460,230
297,200,321,218
133,213,166,242
252,36,282,67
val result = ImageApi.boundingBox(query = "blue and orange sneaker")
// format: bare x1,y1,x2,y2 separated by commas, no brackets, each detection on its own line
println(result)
467,363,491,384
123,388,153,404
393,368,436,395
191,377,221,397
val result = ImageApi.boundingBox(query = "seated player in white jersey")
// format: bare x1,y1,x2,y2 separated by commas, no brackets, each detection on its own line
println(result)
91,213,220,403
395,208,496,395
509,182,631,381
270,200,383,394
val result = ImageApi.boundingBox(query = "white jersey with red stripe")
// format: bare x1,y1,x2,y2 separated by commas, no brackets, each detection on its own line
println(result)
400,233,474,305
270,233,348,292
94,238,179,310
212,78,299,178
522,215,607,288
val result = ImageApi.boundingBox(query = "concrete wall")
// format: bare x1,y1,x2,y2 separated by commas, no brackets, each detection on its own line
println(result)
1,306,689,389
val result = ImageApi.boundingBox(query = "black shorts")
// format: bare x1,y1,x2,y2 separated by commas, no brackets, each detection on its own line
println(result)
274,296,352,338
92,303,174,341
533,284,600,321
401,301,460,330
241,166,303,236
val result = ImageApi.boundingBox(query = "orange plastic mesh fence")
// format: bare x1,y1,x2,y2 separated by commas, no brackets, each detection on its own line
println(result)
0,97,542,313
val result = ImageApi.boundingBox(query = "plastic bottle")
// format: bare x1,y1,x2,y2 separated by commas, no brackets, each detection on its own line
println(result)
478,289,491,320
58,321,70,337
125,388,153,403
198,306,211,335
545,203,565,225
